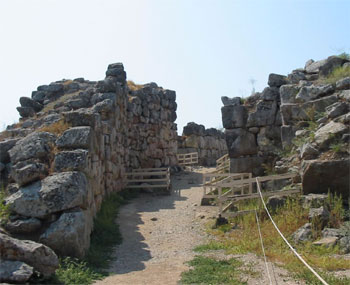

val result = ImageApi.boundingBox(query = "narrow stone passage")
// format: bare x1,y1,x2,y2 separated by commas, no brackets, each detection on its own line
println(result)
94,168,216,285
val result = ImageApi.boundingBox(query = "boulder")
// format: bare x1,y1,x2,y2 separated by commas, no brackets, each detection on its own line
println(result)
300,143,319,160
0,260,33,283
326,102,349,118
182,122,205,136
308,206,330,224
318,56,349,77
247,100,277,127
301,159,350,200
183,135,200,148
336,77,350,90
288,70,307,84
105,63,126,83
314,121,348,149
17,106,35,118
225,128,257,157
292,223,312,243
11,162,48,186
261,87,280,101
268,73,288,87
9,132,56,164
221,96,241,106
339,90,350,101
0,233,58,277
280,84,300,104
19,97,43,112
221,105,248,129
305,56,348,75
31,90,47,103
4,217,42,234
0,139,18,163
322,228,342,238
63,108,100,127
295,84,334,102
6,171,90,218
301,194,327,208
39,209,92,258
312,237,338,248
229,156,264,176
54,149,89,172
266,195,287,211
339,236,350,254
56,126,92,149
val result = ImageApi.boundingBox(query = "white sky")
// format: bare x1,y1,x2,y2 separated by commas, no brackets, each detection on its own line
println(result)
0,0,349,132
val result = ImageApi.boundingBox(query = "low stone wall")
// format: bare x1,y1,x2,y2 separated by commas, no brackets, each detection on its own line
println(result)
177,122,227,166
0,63,177,259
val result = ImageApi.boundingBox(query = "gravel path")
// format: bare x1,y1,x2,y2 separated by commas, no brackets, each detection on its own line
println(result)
94,168,303,285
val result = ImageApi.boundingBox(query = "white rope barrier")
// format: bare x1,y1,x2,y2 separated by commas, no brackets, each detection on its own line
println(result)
255,209,273,285
255,178,329,285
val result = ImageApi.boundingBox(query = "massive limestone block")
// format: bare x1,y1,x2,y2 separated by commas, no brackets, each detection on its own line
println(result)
221,96,241,106
268,73,288,87
246,100,277,127
230,156,265,176
56,126,92,149
4,217,42,234
305,56,348,75
221,105,248,129
280,84,300,104
9,132,56,164
182,122,205,136
225,128,257,158
53,149,89,172
326,102,349,119
11,162,48,187
336,77,350,90
17,106,36,118
301,159,350,200
314,121,348,149
6,171,90,218
0,260,34,283
0,233,59,277
20,97,43,112
261,87,280,101
0,138,19,163
63,108,100,127
39,209,93,258
296,84,334,102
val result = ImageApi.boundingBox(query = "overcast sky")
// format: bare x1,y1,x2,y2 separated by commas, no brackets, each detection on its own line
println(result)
0,0,349,133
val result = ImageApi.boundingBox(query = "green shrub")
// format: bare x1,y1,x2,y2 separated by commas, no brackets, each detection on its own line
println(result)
338,52,350,60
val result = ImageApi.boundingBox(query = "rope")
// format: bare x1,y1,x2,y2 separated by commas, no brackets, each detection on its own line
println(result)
255,178,329,285
255,209,273,285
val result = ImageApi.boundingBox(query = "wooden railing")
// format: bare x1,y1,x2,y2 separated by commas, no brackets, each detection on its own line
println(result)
215,172,299,216
124,167,171,191
215,154,229,173
177,152,199,166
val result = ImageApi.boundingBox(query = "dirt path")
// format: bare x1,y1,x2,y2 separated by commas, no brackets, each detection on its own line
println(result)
94,168,302,285
94,167,216,285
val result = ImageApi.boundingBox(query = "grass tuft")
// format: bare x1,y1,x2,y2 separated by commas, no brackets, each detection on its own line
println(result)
180,256,247,284
321,65,350,85
127,80,143,91
39,120,71,136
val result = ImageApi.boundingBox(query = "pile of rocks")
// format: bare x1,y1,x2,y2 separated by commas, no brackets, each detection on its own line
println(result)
0,63,178,281
177,122,227,166
221,55,349,199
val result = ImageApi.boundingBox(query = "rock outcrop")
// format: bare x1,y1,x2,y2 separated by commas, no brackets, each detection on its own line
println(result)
177,122,227,166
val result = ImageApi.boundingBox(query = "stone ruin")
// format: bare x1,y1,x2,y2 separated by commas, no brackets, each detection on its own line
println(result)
177,122,227,166
221,55,350,199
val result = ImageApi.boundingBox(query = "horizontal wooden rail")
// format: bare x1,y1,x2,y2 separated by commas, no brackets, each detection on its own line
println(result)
177,152,199,166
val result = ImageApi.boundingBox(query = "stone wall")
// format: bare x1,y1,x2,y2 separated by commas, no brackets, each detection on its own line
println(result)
0,63,177,259
177,122,227,166
221,55,349,199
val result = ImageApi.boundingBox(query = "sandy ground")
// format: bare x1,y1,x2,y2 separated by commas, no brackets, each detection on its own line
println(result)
94,167,306,285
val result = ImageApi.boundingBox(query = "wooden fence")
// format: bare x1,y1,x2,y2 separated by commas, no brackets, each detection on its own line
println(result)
177,152,199,166
202,172,299,216
215,154,230,173
124,167,171,191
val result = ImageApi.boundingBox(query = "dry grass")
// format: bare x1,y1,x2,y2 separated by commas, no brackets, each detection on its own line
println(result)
319,65,350,85
39,120,71,136
198,197,350,284
127,80,143,91
42,90,80,113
